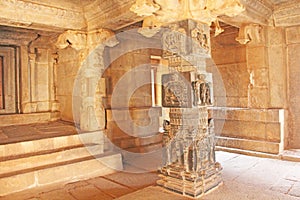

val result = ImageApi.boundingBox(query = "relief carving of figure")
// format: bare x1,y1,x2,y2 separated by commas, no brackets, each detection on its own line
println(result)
191,26,209,51
162,73,190,107
192,74,212,106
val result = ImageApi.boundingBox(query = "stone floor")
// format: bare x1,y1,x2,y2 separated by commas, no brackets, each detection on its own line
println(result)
1,151,299,200
0,121,77,145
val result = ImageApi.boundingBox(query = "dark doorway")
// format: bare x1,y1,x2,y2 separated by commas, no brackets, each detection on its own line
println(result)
0,46,17,114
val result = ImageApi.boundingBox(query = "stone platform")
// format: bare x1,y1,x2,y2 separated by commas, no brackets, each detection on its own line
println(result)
0,120,122,196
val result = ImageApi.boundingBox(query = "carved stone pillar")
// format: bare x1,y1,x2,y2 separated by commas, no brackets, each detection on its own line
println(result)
157,20,222,198
56,29,118,132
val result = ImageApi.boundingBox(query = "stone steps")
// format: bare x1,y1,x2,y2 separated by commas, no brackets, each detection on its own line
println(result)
0,129,123,197
0,131,102,158
0,145,102,176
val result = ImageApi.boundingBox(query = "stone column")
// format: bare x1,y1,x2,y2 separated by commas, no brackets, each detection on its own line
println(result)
157,20,222,198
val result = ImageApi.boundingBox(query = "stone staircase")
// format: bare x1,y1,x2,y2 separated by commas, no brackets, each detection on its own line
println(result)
0,120,122,197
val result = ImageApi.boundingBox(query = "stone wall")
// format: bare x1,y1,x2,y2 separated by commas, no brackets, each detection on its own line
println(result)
286,26,300,149
56,47,82,122
103,34,162,153
211,24,287,155
211,25,248,108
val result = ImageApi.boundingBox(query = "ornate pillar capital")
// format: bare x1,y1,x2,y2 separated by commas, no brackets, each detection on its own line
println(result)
87,29,119,53
130,0,245,37
55,30,87,51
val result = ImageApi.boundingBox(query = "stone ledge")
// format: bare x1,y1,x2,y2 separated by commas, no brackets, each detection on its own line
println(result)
215,147,280,160
215,119,281,143
0,112,60,127
216,136,281,154
210,108,283,122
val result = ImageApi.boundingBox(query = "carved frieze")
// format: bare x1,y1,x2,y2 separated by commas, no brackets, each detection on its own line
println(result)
220,0,273,26
273,1,300,27
0,0,85,30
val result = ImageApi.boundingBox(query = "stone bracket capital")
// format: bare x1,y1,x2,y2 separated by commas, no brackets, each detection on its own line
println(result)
236,24,264,45
55,29,119,51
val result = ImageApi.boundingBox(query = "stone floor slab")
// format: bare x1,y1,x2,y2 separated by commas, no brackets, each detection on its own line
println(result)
39,189,75,200
68,184,112,200
289,181,300,197
87,177,134,198
104,172,159,190
270,178,296,194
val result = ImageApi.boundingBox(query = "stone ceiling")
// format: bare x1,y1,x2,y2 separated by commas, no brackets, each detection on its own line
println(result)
0,0,299,32
269,0,290,4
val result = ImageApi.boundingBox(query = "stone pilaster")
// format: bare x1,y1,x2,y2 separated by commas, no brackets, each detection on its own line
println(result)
56,29,119,132
50,53,60,112
235,24,270,109
23,52,38,113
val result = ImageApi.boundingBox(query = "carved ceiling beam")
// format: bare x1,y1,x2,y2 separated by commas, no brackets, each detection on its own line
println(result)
0,26,39,46
84,0,143,31
0,0,86,31
219,0,273,27
273,0,300,27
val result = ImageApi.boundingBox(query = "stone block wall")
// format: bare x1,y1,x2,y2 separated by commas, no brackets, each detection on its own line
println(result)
286,26,300,149
102,36,163,153
103,48,152,109
211,25,287,155
56,47,82,122
211,26,248,108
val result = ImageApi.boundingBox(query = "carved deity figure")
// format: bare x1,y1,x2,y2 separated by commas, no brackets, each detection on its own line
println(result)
192,74,212,106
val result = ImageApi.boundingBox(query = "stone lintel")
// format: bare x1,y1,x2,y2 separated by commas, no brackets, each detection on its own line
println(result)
0,0,86,31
